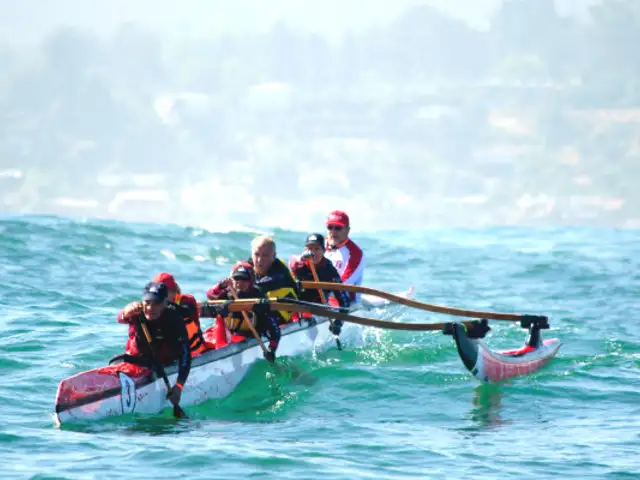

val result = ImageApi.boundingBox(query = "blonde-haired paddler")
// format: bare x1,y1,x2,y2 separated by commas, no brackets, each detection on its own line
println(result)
247,235,299,324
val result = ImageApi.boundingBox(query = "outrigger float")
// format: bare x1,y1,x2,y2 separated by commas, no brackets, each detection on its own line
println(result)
443,316,561,383
54,284,561,425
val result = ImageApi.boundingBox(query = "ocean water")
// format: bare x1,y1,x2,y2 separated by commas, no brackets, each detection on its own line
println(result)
1,214,639,479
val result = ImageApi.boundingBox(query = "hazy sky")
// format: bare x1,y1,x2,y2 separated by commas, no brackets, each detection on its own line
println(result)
0,0,599,44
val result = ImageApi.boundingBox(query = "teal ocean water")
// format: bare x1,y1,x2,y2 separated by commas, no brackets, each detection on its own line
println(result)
1,215,639,479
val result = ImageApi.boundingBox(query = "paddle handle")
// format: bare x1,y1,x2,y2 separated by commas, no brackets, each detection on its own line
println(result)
307,258,342,350
227,284,270,356
301,281,541,322
307,260,330,316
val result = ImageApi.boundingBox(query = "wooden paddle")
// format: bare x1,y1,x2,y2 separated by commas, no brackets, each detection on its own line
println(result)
306,256,342,351
301,281,545,322
136,315,188,419
227,284,272,361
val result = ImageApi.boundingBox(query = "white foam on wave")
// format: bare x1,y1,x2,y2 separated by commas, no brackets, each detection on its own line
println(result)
160,249,177,260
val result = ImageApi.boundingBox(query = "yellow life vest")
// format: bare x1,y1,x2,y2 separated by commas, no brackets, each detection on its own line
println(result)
225,312,256,335
256,259,298,323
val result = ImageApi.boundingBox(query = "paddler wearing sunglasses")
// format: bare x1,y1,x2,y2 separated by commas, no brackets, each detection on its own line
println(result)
324,210,366,304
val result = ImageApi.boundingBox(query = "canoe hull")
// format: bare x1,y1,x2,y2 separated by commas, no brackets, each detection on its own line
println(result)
55,316,334,425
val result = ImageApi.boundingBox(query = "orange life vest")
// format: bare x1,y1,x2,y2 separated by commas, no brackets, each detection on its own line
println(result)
175,293,207,355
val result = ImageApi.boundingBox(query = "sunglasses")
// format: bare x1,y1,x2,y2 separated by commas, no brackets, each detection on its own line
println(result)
327,225,344,231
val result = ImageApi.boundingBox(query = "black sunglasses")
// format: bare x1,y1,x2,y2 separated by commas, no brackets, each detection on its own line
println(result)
327,225,343,231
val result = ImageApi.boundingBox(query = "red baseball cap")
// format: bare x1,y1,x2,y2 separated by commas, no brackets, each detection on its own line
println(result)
326,210,349,228
152,272,178,291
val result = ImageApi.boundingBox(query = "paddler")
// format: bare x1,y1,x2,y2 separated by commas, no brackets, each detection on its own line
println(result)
324,210,366,304
203,262,281,362
117,281,191,407
289,233,350,334
247,235,300,324
151,272,210,355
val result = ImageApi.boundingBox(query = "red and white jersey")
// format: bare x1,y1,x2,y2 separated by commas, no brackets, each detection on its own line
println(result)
324,238,365,303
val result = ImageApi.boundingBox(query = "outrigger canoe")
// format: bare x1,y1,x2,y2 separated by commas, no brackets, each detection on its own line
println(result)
54,288,561,425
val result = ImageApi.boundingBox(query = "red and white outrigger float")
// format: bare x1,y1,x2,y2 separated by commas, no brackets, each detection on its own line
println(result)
54,284,561,425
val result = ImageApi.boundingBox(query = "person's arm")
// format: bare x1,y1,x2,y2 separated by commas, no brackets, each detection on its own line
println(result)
164,312,192,406
206,278,230,301
341,243,365,286
252,300,281,352
264,313,281,351
172,313,192,387
328,266,351,309
247,299,281,363
288,254,305,275
177,294,199,321
285,263,302,298
117,301,142,324
258,311,281,358
200,299,232,319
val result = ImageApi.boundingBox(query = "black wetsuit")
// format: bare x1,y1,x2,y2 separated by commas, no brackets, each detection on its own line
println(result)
289,256,351,308
248,258,299,323
131,304,191,386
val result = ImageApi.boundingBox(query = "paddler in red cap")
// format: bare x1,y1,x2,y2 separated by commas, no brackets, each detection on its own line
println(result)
117,281,191,406
324,210,366,303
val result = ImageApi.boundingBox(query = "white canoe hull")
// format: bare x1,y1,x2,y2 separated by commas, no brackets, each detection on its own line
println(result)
55,315,338,425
